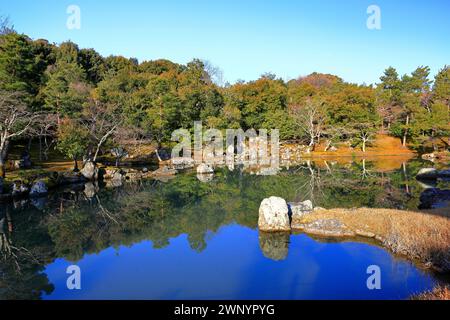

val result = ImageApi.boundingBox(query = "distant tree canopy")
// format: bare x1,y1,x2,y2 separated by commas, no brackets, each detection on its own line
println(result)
0,27,448,170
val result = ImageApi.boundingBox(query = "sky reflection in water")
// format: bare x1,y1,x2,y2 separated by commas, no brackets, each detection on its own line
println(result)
43,224,436,300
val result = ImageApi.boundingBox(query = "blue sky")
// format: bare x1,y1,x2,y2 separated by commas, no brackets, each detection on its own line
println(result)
2,0,449,85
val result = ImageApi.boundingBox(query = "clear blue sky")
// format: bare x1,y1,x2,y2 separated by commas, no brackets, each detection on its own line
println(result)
2,0,449,85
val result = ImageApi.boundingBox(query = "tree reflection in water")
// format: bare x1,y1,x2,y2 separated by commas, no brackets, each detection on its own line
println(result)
0,158,441,299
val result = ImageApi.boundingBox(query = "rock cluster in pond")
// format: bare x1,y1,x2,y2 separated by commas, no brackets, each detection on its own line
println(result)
258,197,356,237
297,219,355,237
258,197,317,232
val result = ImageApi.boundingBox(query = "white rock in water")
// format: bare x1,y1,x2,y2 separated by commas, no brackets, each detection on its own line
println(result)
258,196,290,232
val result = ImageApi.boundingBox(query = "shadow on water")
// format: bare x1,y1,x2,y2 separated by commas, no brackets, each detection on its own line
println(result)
0,157,448,299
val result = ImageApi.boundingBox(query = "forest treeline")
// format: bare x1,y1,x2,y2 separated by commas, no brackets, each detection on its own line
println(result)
0,22,449,176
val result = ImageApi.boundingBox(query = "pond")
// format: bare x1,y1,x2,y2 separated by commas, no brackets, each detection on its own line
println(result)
0,158,447,300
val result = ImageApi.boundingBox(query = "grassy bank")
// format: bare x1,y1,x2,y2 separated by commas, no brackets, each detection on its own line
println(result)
293,207,450,273
410,285,450,300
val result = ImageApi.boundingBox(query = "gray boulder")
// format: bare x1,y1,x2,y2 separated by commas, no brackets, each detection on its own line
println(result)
258,196,291,232
295,218,355,237
81,161,99,180
29,180,48,197
289,200,313,222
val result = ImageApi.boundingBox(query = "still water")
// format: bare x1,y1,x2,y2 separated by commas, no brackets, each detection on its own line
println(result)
0,158,447,299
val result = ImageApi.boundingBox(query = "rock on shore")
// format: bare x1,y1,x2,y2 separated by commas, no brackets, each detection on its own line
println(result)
258,196,291,232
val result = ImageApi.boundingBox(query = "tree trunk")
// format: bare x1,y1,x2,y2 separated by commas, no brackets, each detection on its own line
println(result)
0,162,5,178
362,139,366,153
73,157,79,172
0,140,10,178
402,162,410,195
27,137,33,152
39,136,42,161
402,115,410,147
155,141,163,162
324,140,331,152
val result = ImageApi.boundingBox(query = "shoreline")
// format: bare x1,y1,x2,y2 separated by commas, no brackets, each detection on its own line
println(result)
289,207,449,274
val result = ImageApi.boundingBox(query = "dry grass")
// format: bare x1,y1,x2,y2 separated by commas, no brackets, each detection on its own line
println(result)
310,134,416,156
300,208,450,272
410,285,450,300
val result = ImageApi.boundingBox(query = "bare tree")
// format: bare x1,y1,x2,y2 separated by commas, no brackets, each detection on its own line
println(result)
36,114,58,161
0,91,44,177
202,60,224,86
82,99,120,162
291,99,326,152
354,123,376,153
0,16,15,35
322,126,349,152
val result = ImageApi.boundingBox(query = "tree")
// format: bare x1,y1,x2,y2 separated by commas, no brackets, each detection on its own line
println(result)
40,60,89,120
81,97,120,162
142,77,180,161
393,66,432,147
0,90,43,177
433,65,450,116
78,48,106,84
0,33,39,95
0,16,15,35
291,98,326,151
353,122,378,152
377,67,402,130
56,119,89,171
